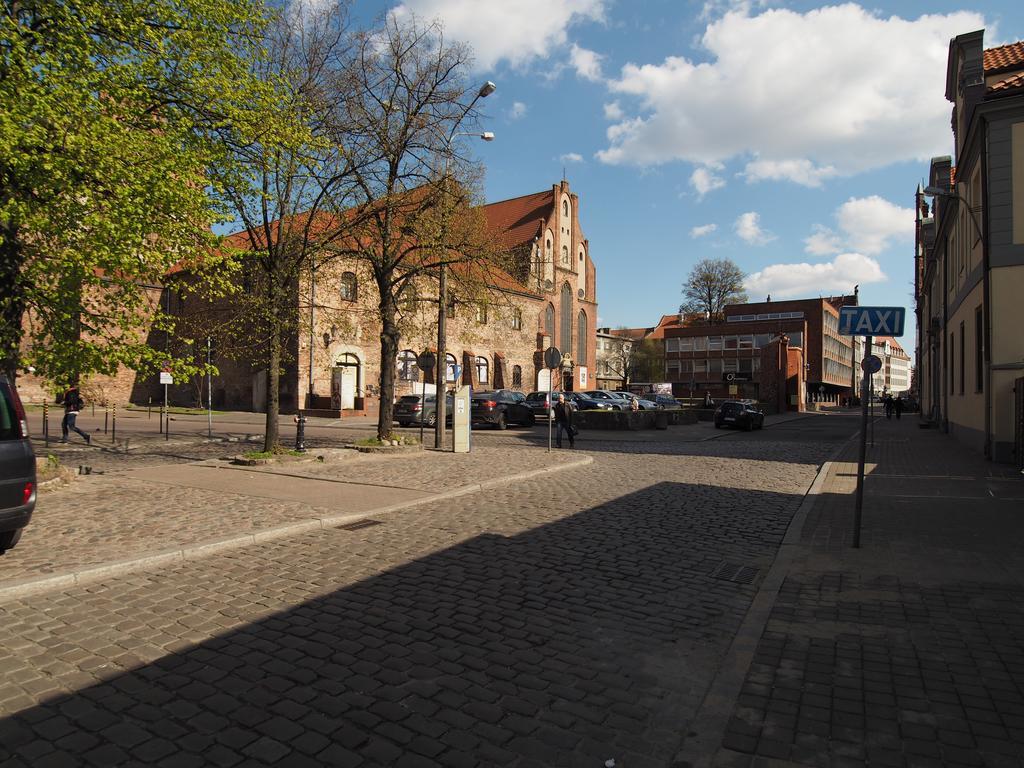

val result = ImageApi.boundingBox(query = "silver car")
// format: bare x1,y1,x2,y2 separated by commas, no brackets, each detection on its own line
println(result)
0,374,35,553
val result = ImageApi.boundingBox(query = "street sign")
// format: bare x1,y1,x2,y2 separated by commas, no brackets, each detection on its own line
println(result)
451,364,462,382
862,354,883,374
838,306,906,336
544,346,561,369
159,371,173,385
416,351,436,371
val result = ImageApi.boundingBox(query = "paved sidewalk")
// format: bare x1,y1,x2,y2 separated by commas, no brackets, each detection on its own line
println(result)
677,416,1024,767
0,446,589,599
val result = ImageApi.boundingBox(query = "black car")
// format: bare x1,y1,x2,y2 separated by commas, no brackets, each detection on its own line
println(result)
0,374,35,554
394,394,453,427
525,391,615,417
714,400,765,431
471,390,535,429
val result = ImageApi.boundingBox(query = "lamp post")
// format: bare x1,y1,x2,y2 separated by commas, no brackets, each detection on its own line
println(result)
923,186,982,244
434,80,496,450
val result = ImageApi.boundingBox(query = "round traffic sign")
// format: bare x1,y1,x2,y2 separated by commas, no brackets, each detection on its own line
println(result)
544,346,561,369
416,350,436,370
861,354,883,374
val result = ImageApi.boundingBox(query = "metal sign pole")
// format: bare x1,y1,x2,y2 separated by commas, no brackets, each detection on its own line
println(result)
207,337,213,439
419,369,426,446
164,383,169,441
547,368,553,453
853,334,872,549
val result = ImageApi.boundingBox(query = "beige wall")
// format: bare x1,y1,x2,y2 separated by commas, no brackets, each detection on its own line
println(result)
945,283,985,443
991,265,1024,456
1014,122,1024,245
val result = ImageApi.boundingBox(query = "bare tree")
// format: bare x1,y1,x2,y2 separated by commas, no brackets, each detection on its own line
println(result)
680,258,748,321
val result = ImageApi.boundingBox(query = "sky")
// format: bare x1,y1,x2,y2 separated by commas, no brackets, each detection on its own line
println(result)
352,0,1023,359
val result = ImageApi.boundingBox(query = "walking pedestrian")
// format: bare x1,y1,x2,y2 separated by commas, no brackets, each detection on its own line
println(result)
894,395,904,420
554,393,575,449
883,394,894,420
60,385,90,444
703,391,714,408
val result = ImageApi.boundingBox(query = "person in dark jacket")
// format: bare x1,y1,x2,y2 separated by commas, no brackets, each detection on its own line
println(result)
894,395,904,420
554,393,575,449
61,386,90,444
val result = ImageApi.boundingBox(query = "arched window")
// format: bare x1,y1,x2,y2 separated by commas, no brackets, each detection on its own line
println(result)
512,308,522,330
445,353,458,383
512,365,523,389
563,200,569,217
475,356,489,385
397,350,418,381
340,272,357,301
577,310,587,363
545,303,555,340
560,283,572,356
561,245,569,265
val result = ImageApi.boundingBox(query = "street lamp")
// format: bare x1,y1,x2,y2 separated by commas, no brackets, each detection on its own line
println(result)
922,186,983,245
435,81,496,450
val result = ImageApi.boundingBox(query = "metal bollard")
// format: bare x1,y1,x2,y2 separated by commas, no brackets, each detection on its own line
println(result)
148,397,152,419
104,406,109,434
294,412,307,452
42,402,49,447
112,404,117,443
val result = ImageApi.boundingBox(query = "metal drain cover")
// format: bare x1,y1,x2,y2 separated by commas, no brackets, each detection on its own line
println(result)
710,562,760,584
335,519,383,531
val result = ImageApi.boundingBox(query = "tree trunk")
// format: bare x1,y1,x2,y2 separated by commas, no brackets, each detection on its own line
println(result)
377,294,400,441
0,224,25,380
264,280,282,451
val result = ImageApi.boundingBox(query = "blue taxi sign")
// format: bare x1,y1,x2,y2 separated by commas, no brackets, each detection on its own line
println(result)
838,306,905,336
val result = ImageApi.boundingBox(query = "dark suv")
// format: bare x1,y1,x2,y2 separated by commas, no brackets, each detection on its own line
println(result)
471,390,535,429
713,400,765,431
0,374,35,553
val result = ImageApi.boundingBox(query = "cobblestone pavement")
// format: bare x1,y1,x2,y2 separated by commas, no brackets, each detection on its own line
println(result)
708,417,1024,767
0,446,582,584
0,417,850,767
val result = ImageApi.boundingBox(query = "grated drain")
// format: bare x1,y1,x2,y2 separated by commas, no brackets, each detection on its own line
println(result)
335,519,383,531
710,561,760,584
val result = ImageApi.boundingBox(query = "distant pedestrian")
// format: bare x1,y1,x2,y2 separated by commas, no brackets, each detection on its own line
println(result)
703,391,714,408
883,394,894,419
554,393,575,449
630,397,639,412
894,396,904,420
60,386,90,444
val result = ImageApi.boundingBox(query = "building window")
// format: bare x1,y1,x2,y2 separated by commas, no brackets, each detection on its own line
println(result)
512,365,523,389
560,283,572,355
563,200,569,217
475,356,489,385
723,359,739,372
398,350,419,382
545,303,555,340
679,338,693,352
561,245,569,265
577,310,587,363
724,336,738,350
445,353,458,383
665,338,678,353
475,304,488,325
340,272,357,301
975,306,983,392
959,321,965,395
401,283,418,313
693,359,708,373
512,308,522,330
738,335,754,350
708,336,723,351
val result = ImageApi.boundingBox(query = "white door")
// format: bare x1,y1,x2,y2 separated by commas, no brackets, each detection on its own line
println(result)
340,367,356,409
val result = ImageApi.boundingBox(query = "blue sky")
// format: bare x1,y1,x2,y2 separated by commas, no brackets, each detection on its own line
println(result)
354,0,1023,357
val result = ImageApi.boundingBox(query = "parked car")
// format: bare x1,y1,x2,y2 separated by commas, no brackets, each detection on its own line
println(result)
581,390,630,411
471,390,536,429
394,394,453,427
646,393,682,409
0,374,35,554
602,390,659,410
526,391,616,417
713,399,765,431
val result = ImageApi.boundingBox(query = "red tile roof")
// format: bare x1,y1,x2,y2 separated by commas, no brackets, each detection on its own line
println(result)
989,71,1024,95
482,190,554,251
984,41,1024,74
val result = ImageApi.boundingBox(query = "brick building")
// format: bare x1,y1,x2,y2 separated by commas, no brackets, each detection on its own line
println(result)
662,295,858,403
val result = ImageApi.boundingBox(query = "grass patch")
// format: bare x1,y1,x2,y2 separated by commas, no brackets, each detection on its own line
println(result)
241,448,305,460
355,435,418,447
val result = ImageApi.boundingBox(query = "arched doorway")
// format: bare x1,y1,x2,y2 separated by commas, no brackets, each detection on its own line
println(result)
331,352,361,410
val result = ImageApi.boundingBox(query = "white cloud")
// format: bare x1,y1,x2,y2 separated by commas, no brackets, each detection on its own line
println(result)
690,166,725,198
735,211,774,245
390,0,607,72
569,43,604,81
603,101,624,120
743,158,838,188
805,196,914,256
690,223,718,238
746,253,886,299
597,5,983,175
509,101,527,119
560,152,584,164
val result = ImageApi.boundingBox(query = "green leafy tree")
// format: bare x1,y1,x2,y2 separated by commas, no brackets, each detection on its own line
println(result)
0,0,274,387
680,258,748,321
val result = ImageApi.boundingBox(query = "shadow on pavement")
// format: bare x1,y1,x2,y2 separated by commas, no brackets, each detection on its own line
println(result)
0,479,811,767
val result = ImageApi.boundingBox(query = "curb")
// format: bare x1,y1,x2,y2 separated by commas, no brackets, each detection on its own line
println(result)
0,455,593,603
671,434,853,767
